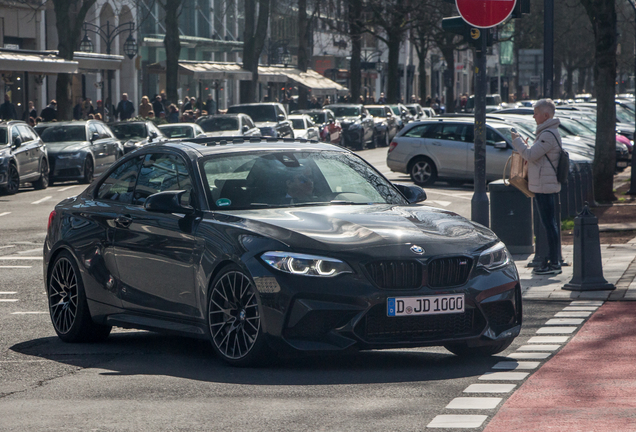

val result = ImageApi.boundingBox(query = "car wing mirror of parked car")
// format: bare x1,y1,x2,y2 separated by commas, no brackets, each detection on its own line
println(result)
149,131,158,141
242,125,249,133
394,183,427,204
90,132,100,142
12,137,21,149
494,141,508,149
278,114,286,121
144,190,195,215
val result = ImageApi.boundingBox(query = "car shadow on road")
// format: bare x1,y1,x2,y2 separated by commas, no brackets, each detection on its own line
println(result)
11,332,507,386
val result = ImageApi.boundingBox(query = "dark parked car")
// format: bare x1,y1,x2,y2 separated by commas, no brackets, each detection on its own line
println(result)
290,109,342,144
44,139,522,367
109,120,168,154
0,120,49,194
365,105,400,146
324,104,375,150
35,120,122,184
227,103,294,138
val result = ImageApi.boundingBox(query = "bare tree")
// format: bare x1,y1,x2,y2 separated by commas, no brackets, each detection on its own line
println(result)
241,0,271,102
157,0,184,106
579,0,617,202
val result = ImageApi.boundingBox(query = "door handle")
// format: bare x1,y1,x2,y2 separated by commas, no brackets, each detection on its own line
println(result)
432,141,442,146
115,215,133,228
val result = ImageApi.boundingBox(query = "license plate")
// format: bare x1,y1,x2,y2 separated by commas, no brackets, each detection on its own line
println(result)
618,161,628,167
387,294,465,317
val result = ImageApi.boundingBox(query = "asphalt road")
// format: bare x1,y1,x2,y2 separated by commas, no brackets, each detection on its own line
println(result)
0,148,560,432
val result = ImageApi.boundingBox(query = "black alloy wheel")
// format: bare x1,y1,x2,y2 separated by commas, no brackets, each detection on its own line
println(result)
81,158,94,184
33,159,49,190
48,251,111,342
409,157,438,186
4,163,19,195
384,131,390,147
207,265,272,366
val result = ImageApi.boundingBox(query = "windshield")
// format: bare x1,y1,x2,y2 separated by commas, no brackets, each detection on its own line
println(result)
291,119,306,129
616,105,635,124
329,107,360,117
197,117,239,132
227,105,277,122
202,150,406,210
496,125,533,144
390,106,400,115
160,125,194,139
307,112,326,123
0,127,7,145
559,118,594,136
407,107,417,115
110,123,147,140
367,108,385,117
36,125,87,143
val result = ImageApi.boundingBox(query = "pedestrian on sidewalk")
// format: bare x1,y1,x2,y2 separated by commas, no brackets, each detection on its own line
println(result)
511,98,562,275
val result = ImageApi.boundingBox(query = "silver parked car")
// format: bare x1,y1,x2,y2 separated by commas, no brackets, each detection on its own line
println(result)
288,114,320,140
0,120,49,194
196,114,261,137
158,123,207,141
386,118,591,186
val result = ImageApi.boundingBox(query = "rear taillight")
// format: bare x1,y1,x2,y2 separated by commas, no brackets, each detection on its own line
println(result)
47,210,56,233
388,142,398,153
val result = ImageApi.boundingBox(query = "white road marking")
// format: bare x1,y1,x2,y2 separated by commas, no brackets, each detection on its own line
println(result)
58,185,78,192
0,212,10,217
31,196,52,204
563,306,598,311
518,344,561,351
0,245,16,249
18,248,42,255
425,190,473,200
536,326,577,334
427,415,488,428
570,300,604,306
446,397,502,410
0,266,32,269
11,312,47,315
507,352,551,360
555,311,592,318
0,292,17,295
0,256,42,260
492,361,540,370
545,318,584,325
0,299,18,302
528,336,569,343
479,371,529,381
463,384,516,393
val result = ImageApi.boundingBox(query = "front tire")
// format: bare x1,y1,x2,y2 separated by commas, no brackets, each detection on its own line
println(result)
33,159,49,190
81,157,94,184
207,265,273,367
47,251,112,343
409,157,438,186
3,164,19,195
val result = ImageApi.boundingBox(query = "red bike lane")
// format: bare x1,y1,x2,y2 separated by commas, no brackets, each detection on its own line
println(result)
484,302,636,432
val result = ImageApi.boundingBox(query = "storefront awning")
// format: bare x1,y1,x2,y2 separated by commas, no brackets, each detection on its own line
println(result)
142,36,243,53
258,66,349,96
0,49,78,74
148,61,253,81
70,52,124,71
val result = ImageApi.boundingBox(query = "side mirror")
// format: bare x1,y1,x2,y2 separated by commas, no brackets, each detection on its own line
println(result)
144,190,195,215
149,131,158,141
494,141,508,149
394,183,427,204
278,114,286,121
242,125,249,133
12,137,22,148
90,132,100,142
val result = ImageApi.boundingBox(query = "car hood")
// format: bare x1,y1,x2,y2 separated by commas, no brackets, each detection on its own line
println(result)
45,142,89,154
338,116,360,122
212,204,497,255
255,121,279,128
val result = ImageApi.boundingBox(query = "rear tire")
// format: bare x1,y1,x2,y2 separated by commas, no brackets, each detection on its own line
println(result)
444,339,513,357
409,157,437,186
47,250,112,343
33,159,49,190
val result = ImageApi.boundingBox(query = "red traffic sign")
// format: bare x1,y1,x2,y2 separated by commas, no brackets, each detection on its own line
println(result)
456,0,517,28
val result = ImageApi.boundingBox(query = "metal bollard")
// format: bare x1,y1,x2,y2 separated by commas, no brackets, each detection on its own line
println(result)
573,163,583,213
567,164,577,218
581,162,596,207
563,203,615,291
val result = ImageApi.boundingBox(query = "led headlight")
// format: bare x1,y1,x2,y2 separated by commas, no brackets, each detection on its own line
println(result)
477,242,511,271
261,251,353,277
124,140,140,147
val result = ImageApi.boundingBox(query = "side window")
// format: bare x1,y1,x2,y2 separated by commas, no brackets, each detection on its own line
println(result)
133,153,193,206
96,123,111,139
404,124,431,138
486,128,504,145
96,156,143,203
328,112,335,122
421,124,443,139
88,123,99,139
276,106,285,118
16,125,35,142
11,127,20,143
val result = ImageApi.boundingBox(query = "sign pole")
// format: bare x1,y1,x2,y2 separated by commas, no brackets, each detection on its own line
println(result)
472,33,489,227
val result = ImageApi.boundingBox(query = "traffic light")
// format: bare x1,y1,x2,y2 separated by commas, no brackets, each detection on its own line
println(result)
511,0,530,18
442,17,494,48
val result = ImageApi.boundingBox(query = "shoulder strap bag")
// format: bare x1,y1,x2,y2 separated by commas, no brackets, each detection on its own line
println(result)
543,130,569,183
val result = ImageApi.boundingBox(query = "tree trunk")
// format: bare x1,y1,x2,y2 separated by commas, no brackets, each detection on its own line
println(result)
553,58,562,98
164,0,183,106
578,67,587,94
566,67,574,98
580,0,617,202
386,34,402,104
418,49,427,103
52,0,97,120
297,0,309,109
241,0,270,103
440,42,455,114
348,0,363,103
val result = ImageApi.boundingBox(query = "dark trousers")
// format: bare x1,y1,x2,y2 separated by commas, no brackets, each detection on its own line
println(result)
534,193,560,266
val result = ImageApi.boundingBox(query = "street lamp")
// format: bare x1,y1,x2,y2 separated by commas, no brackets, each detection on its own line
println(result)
281,50,292,68
80,21,138,121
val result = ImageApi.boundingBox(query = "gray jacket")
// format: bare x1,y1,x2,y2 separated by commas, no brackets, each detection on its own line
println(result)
511,118,562,194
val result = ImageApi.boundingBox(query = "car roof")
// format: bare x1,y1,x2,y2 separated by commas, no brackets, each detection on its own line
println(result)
35,121,89,127
141,139,345,157
324,104,363,108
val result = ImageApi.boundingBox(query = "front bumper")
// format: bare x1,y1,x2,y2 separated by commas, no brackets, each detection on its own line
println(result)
49,156,85,180
342,127,363,145
244,255,522,353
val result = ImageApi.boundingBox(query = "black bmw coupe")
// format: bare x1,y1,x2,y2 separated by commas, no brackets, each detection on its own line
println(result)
44,138,522,366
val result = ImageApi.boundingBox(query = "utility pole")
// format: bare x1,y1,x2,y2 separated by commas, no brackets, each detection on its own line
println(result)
627,0,636,195
472,33,489,227
543,0,554,98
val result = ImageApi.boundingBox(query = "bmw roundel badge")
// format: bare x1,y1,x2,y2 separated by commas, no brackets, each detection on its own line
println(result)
410,245,425,254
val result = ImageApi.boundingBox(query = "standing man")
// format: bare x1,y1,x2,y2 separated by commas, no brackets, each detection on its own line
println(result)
204,94,217,115
511,98,562,275
0,94,17,120
116,93,135,121
152,95,165,117
40,100,57,122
